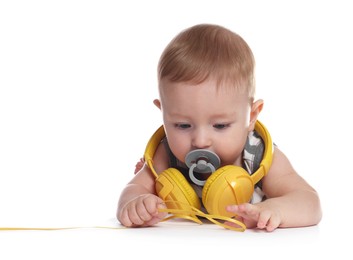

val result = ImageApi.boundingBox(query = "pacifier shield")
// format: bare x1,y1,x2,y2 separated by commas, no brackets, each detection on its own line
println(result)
185,149,221,173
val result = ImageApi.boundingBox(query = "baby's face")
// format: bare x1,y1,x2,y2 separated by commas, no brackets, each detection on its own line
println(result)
158,79,253,167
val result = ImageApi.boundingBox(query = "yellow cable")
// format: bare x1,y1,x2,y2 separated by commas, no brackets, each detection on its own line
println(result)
159,200,246,232
0,226,125,231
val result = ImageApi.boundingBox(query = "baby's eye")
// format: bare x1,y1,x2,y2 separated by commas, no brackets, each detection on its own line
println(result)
213,124,229,130
175,123,191,129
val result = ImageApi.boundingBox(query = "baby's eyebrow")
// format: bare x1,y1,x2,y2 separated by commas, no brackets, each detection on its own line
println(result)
210,112,237,119
165,112,190,119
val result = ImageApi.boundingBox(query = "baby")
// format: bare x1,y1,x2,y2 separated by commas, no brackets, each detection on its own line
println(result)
117,24,322,231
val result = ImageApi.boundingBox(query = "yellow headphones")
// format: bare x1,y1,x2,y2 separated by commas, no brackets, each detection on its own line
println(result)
144,120,274,220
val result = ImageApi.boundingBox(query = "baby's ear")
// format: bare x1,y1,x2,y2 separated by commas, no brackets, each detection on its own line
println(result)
249,99,264,131
153,99,161,109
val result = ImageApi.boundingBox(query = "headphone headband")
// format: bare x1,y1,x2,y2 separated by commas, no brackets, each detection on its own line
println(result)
252,120,274,184
144,120,273,182
144,125,165,178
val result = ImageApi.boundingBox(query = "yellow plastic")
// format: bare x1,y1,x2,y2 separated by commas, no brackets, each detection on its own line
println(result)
202,165,254,217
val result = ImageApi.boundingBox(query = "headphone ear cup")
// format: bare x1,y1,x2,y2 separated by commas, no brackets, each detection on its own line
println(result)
156,168,201,211
202,165,254,217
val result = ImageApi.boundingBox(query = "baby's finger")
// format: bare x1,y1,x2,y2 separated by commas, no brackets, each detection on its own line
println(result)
119,209,134,227
260,211,281,232
142,196,159,215
127,206,145,226
136,202,153,222
239,203,261,217
257,210,271,229
228,203,260,220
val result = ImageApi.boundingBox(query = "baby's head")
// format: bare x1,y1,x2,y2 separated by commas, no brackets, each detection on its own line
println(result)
157,23,256,101
154,24,262,166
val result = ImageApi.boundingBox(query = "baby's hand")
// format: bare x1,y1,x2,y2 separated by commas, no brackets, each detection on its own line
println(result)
119,194,167,227
226,203,281,232
134,158,145,174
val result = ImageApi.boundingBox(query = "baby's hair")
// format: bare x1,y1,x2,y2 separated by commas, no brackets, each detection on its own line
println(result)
158,24,256,98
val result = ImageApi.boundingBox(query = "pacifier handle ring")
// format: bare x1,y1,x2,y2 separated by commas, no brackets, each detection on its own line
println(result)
189,164,206,186
189,161,216,186
206,162,216,172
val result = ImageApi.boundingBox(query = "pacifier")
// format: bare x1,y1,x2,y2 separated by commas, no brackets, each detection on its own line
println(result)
185,149,221,186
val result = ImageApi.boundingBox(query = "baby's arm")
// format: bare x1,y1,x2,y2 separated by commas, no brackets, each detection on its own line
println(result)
134,158,145,174
226,147,322,231
117,163,167,227
117,145,169,227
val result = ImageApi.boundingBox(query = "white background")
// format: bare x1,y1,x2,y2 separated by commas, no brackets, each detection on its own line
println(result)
1,0,352,259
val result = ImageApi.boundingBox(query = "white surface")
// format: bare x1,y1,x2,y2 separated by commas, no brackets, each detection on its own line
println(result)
0,220,344,260
0,1,351,259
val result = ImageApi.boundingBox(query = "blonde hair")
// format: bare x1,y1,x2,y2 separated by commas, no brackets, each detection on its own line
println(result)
158,24,256,98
